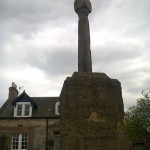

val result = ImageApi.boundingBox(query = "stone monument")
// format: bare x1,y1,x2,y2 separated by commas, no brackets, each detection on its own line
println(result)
60,0,128,150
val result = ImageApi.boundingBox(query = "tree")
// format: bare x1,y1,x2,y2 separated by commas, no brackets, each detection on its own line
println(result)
125,91,150,141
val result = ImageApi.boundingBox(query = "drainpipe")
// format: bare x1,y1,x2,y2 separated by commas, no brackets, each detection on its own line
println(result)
45,118,48,150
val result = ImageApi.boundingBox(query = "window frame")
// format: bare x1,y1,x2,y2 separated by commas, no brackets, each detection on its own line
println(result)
55,101,60,115
11,133,28,150
14,102,32,117
54,134,60,150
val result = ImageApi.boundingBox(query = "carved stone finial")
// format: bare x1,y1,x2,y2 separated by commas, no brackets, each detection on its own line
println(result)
74,0,92,14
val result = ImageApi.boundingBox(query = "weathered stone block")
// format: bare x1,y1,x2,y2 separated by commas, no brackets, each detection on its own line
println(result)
60,72,128,150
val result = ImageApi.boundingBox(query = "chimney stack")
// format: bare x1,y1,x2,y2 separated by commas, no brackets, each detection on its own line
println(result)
8,82,18,100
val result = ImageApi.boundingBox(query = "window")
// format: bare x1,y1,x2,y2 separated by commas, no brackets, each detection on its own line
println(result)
54,133,60,150
11,134,28,150
17,104,22,116
24,104,30,116
133,143,145,150
14,102,32,117
55,101,60,115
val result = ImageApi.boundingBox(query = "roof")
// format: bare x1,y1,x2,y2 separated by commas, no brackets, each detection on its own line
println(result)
12,91,37,109
0,92,60,118
32,97,59,117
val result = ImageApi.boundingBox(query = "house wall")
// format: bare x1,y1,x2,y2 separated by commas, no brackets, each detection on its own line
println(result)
0,118,60,150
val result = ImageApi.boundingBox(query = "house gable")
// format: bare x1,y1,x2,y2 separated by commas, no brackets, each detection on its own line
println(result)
12,91,37,109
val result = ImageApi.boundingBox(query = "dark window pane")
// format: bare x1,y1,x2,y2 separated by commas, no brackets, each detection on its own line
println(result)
24,104,30,116
17,105,22,116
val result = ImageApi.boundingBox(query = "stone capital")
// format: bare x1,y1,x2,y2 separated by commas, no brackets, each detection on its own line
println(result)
74,0,92,15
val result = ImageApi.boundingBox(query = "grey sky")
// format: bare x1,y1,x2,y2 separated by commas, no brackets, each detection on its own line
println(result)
0,0,150,109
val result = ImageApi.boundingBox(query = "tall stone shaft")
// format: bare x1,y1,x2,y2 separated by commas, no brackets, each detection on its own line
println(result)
74,0,92,72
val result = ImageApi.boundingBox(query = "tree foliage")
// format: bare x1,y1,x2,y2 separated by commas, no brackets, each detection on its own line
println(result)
125,91,150,141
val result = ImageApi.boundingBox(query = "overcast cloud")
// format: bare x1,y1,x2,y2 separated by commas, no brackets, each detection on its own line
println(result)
0,0,150,109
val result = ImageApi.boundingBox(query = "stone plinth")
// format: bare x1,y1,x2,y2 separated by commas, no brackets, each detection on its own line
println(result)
60,72,128,150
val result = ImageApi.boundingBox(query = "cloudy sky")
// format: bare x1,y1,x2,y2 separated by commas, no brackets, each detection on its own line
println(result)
0,0,150,109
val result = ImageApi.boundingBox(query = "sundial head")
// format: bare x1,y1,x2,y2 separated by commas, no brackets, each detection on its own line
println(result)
74,0,92,15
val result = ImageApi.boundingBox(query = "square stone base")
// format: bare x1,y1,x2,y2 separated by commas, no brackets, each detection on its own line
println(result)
60,72,128,150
